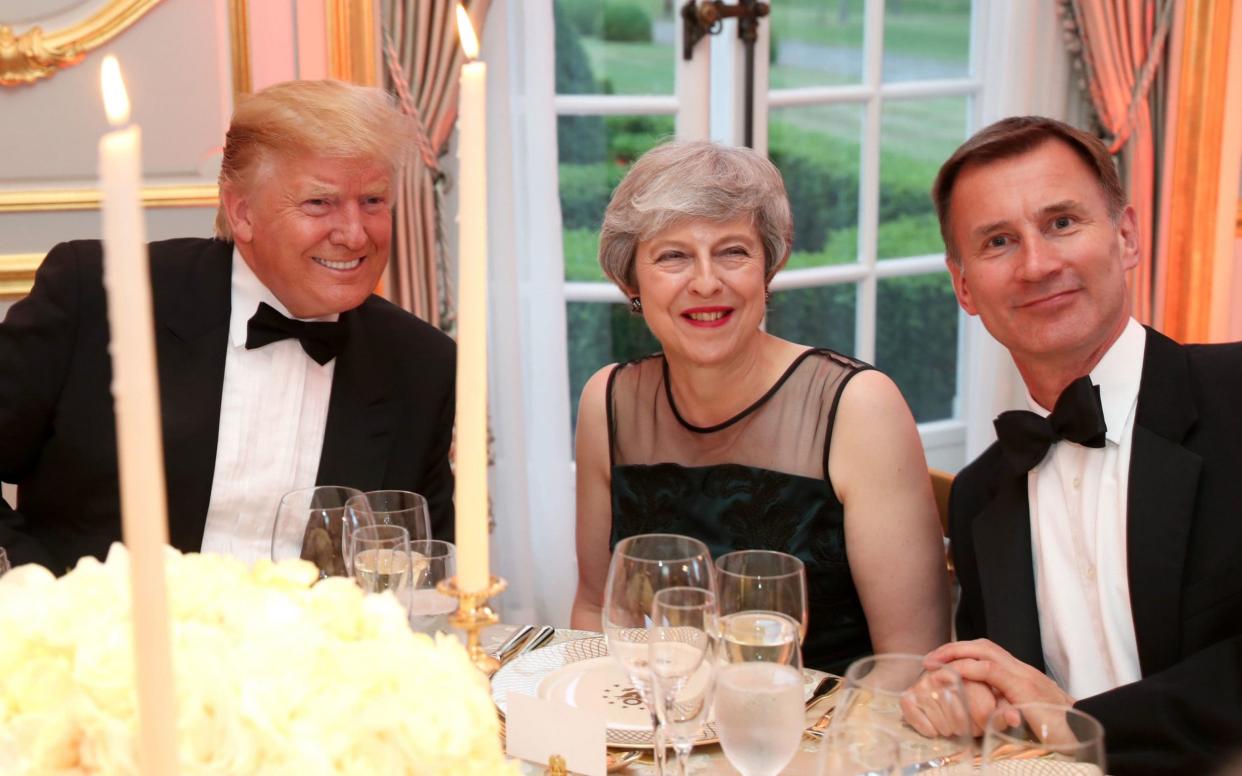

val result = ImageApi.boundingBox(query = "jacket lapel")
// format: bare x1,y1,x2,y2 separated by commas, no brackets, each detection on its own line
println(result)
973,467,1046,671
1126,329,1201,676
315,304,398,491
152,240,232,552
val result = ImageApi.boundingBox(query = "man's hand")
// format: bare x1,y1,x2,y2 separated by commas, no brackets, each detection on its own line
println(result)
925,640,1078,743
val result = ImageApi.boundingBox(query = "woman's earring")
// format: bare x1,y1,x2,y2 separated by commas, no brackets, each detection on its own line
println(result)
765,287,772,304
630,297,643,314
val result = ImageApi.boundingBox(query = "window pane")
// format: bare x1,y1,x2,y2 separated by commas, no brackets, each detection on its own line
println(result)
876,273,959,422
770,0,866,89
765,284,857,356
554,0,675,96
768,105,864,269
882,0,972,82
567,302,662,440
878,97,968,260
560,114,675,282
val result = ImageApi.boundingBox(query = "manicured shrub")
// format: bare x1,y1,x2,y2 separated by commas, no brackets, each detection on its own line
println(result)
602,3,654,43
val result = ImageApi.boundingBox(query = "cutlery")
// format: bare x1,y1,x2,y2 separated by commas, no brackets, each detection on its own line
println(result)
520,625,556,655
493,625,535,663
806,675,841,709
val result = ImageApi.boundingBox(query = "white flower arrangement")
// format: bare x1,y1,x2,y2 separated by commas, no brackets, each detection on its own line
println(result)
0,545,518,776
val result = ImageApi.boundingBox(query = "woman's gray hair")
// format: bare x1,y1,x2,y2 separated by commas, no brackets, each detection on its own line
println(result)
598,140,793,293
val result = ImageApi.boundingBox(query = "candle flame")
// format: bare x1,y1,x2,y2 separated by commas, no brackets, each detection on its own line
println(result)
456,4,479,60
101,55,131,126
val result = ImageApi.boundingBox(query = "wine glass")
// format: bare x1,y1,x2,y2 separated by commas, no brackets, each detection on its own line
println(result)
0,547,10,577
982,702,1106,775
715,609,804,776
648,586,717,776
603,533,714,776
271,485,367,579
816,722,899,775
407,539,458,635
344,490,431,569
833,654,973,774
716,550,808,643
349,524,413,609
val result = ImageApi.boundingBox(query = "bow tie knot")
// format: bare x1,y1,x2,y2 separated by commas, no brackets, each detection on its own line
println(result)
994,375,1108,472
245,302,346,365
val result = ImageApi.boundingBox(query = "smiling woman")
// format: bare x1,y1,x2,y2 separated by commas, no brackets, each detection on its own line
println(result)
570,140,951,674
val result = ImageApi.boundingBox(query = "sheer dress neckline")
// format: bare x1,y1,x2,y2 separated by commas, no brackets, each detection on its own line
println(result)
661,348,820,434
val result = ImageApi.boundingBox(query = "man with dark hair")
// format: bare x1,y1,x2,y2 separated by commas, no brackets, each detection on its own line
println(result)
0,80,456,572
927,115,1242,774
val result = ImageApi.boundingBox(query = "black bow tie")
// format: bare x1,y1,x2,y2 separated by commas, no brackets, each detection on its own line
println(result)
245,302,346,365
994,375,1108,473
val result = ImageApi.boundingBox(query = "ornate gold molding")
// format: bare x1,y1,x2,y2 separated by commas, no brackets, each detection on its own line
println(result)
0,183,217,213
327,0,378,86
0,0,166,86
0,253,41,300
1161,0,1233,343
228,0,251,96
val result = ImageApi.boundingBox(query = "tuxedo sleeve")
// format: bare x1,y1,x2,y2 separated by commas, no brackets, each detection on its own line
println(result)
949,471,986,640
1075,636,1242,776
422,357,455,543
0,243,81,569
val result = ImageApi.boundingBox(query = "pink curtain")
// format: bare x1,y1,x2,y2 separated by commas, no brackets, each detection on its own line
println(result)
382,0,492,330
1059,0,1177,324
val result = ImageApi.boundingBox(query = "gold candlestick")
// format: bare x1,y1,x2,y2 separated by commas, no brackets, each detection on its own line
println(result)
438,575,507,675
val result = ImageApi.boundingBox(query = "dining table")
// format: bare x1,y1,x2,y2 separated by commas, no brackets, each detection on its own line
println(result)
481,624,836,776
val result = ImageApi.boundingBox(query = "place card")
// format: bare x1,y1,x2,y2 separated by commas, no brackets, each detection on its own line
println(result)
506,692,607,776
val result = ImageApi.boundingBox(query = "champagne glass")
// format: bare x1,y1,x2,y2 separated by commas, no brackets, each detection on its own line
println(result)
0,547,10,576
834,654,973,774
816,722,899,775
648,587,717,776
271,485,367,579
603,533,714,776
407,539,458,635
344,490,431,563
982,702,1106,775
715,610,805,776
349,524,413,608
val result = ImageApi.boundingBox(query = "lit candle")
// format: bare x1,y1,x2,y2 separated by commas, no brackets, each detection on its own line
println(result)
454,4,490,593
98,55,180,775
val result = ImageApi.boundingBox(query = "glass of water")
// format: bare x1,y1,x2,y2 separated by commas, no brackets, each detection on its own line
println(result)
649,586,718,776
407,539,458,635
349,524,413,609
715,609,805,776
982,702,1105,775
817,722,899,775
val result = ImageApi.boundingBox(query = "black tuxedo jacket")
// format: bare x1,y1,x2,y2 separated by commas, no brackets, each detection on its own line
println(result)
0,238,456,572
951,327,1242,775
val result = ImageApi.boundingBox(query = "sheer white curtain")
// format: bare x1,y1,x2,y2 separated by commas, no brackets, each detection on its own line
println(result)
482,0,577,626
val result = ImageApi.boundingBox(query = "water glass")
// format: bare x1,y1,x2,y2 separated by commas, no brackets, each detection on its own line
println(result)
834,654,973,774
817,722,899,775
982,702,1105,775
344,491,431,568
271,486,367,578
603,533,715,776
349,524,413,608
407,539,458,635
649,587,717,776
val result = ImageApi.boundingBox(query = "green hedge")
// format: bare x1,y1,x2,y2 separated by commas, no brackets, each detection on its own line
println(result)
602,3,653,42
554,1,606,164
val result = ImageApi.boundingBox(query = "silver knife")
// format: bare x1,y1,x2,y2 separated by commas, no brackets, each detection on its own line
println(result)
519,625,556,655
492,624,534,661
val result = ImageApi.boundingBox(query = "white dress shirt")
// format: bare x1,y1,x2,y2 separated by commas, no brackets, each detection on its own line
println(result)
1026,317,1146,699
199,250,337,564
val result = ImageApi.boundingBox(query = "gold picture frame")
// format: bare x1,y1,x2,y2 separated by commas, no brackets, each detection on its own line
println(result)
0,0,166,86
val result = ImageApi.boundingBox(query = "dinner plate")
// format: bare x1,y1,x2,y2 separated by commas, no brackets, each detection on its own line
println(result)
490,635,825,749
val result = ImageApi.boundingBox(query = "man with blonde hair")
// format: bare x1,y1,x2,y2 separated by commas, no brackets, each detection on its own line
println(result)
0,80,456,572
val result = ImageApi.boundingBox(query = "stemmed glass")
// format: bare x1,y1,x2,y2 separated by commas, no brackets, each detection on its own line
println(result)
349,524,414,609
817,722,899,775
715,608,805,776
0,547,10,576
716,549,809,653
271,485,367,578
833,654,973,774
603,533,714,776
982,702,1105,775
406,539,458,635
648,587,717,776
344,490,431,568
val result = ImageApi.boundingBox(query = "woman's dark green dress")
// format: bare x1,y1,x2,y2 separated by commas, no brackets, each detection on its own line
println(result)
607,349,873,675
